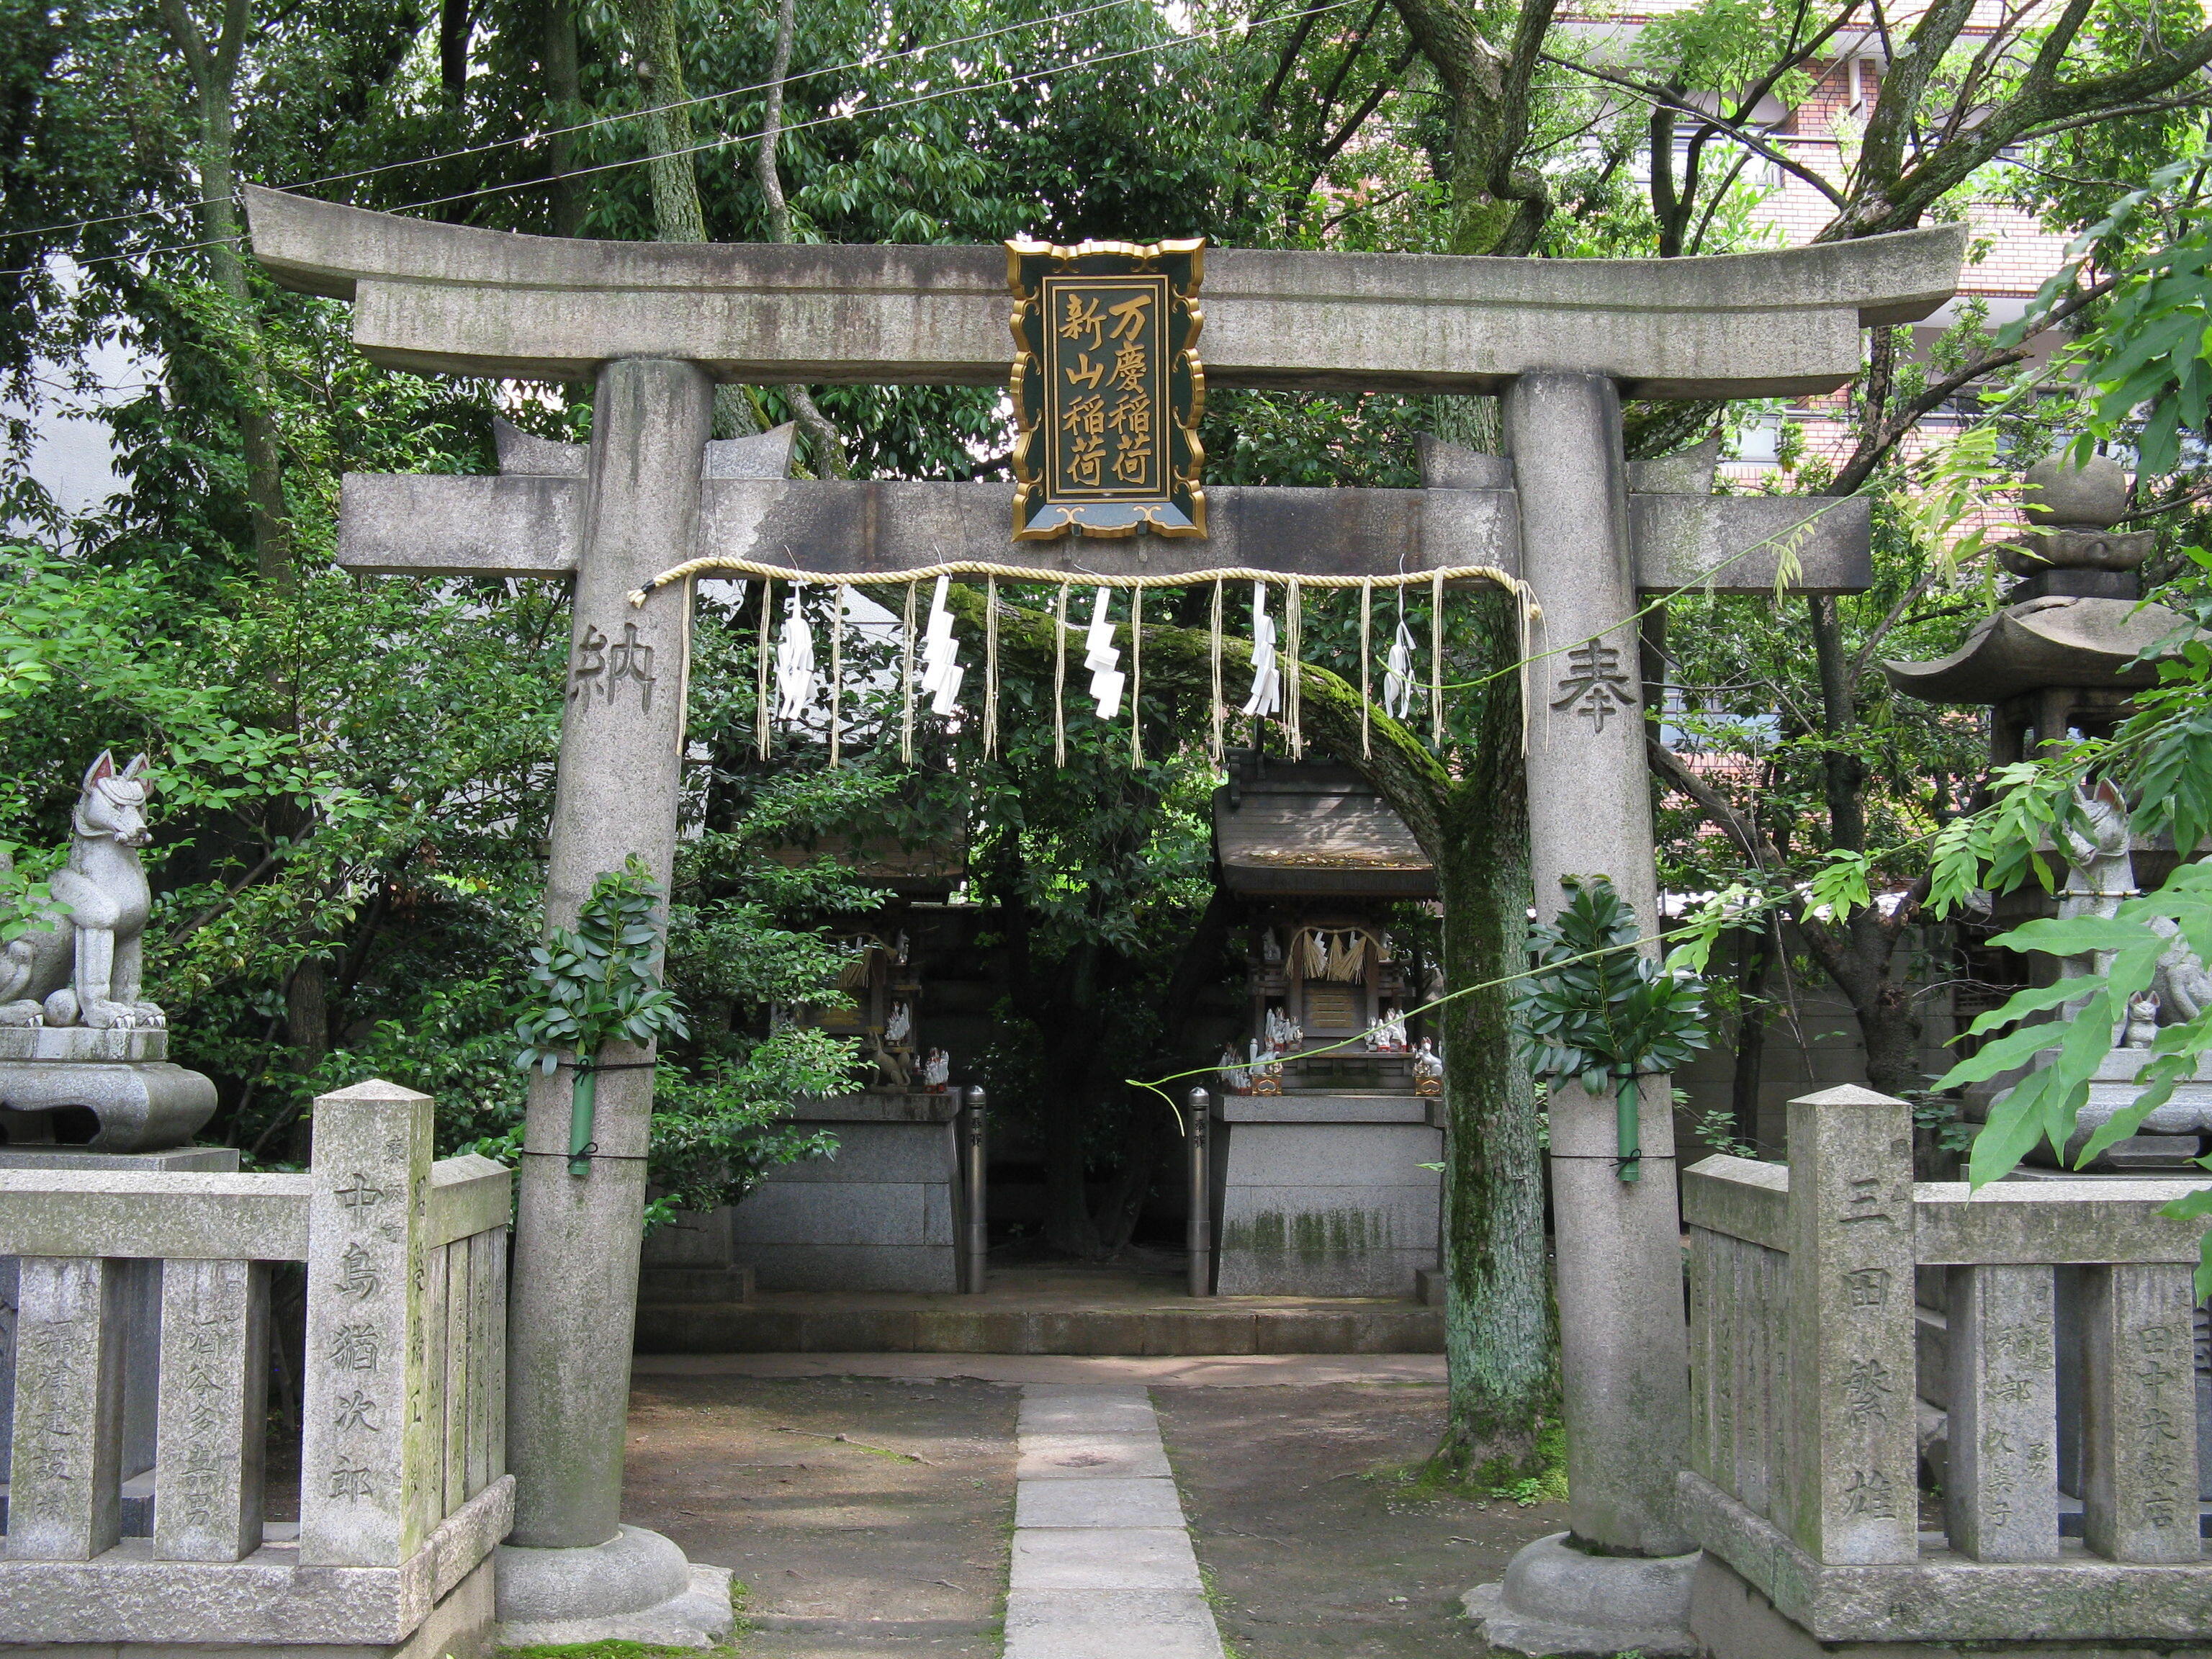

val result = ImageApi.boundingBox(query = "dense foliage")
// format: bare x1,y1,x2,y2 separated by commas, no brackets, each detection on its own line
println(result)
4,0,2208,1470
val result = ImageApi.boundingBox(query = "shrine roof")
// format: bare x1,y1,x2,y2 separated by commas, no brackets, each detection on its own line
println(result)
1213,762,1437,899
765,833,964,900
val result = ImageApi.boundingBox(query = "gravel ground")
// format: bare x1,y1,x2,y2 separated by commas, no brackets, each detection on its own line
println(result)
1154,1380,1566,1658
619,1372,1019,1658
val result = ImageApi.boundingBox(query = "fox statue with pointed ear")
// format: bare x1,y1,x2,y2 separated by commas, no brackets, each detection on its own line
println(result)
0,750,166,1030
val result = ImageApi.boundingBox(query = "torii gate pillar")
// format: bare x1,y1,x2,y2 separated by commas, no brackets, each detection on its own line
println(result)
503,363,707,1552
1509,371,1696,1558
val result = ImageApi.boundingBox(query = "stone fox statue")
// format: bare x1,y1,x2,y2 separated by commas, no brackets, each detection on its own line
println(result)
0,751,165,1030
2054,776,2212,1025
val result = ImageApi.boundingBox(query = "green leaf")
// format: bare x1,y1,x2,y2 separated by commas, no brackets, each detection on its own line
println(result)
1959,978,2085,1040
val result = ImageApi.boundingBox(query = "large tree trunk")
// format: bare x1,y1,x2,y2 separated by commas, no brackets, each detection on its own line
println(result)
1729,923,1771,1146
1387,0,1556,256
623,0,757,439
754,0,845,473
158,0,291,585
1806,914,1925,1097
539,0,586,236
1429,592,1552,1478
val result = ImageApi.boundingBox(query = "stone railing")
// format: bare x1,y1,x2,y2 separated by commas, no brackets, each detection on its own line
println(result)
0,1079,512,1653
1680,1083,2211,1648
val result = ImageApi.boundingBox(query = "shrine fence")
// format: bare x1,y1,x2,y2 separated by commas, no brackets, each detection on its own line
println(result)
0,1079,511,1651
1679,1084,2211,1645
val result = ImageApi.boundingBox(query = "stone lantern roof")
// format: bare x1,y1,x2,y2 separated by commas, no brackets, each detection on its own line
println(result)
1881,453,2192,710
1880,593,2185,703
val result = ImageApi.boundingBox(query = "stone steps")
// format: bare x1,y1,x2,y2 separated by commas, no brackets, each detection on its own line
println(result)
634,1297,1443,1355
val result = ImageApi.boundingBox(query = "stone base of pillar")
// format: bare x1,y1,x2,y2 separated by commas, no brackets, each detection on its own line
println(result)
495,1524,734,1648
1461,1532,1698,1658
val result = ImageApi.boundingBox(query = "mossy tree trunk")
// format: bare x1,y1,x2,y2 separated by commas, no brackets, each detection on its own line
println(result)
1427,598,1553,1480
957,585,1554,1471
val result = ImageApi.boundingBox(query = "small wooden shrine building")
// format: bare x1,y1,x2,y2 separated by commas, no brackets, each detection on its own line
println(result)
1205,754,1444,1297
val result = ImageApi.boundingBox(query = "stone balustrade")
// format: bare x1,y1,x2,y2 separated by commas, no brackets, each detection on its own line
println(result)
0,1079,512,1658
1680,1084,2211,1652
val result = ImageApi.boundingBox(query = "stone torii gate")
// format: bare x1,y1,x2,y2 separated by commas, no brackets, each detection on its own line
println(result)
245,185,1962,1650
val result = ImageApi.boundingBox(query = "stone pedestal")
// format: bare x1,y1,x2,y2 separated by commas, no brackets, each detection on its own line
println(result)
0,1027,217,1154
2064,1048,2212,1166
1464,1533,1696,1658
639,1204,756,1304
728,1092,962,1292
0,1142,239,1535
1965,1048,2212,1171
496,1526,734,1647
1210,1094,1440,1297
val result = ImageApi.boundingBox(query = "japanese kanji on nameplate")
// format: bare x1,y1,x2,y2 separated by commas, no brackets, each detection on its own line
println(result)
1007,236,1205,539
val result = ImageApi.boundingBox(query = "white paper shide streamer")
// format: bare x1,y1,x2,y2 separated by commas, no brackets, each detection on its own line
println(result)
1084,588,1125,719
774,589,817,723
1382,610,1416,720
1239,581,1281,717
918,575,966,716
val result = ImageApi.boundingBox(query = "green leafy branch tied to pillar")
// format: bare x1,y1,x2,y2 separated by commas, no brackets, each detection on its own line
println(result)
514,857,690,1174
1514,876,1711,1181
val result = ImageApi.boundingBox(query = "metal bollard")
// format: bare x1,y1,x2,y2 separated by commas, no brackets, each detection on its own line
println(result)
962,1085,989,1295
1187,1086,1213,1298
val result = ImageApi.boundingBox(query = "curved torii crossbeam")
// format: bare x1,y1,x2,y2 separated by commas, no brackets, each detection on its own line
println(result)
246,185,1961,399
246,185,1964,1642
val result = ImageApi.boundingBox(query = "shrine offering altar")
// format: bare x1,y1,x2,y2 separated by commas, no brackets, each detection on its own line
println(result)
1209,1092,1442,1298
724,1091,966,1293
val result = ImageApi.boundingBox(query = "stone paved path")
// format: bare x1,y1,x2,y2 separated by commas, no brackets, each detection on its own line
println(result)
1004,1383,1224,1659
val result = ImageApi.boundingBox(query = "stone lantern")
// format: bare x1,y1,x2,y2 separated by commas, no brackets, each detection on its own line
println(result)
1884,452,2207,1171
1886,452,2168,768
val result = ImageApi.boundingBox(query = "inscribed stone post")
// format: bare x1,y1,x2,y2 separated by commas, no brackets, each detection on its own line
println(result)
2080,1261,2201,1561
153,1256,270,1561
506,357,711,1550
1945,1263,2059,1561
4,1255,127,1559
1506,371,1692,1556
298,1079,434,1567
1783,1084,1918,1564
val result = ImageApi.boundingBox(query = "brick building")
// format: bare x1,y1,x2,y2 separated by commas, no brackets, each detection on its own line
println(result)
1575,0,2077,481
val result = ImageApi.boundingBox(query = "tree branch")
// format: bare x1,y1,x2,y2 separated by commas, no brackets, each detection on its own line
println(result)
1315,0,1388,115
1856,0,1975,197
1255,0,1332,132
755,0,849,479
1314,50,1415,166
1646,737,1773,868
1826,270,2119,496
1539,53,1850,208
1828,27,2212,238
2120,480,2212,521
1844,561,1949,688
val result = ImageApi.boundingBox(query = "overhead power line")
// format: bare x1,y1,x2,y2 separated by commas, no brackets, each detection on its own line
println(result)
2,0,1154,249
4,3,1350,281
385,3,1361,221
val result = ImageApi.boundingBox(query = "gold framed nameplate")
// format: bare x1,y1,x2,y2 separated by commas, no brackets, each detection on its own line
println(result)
1007,237,1205,539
